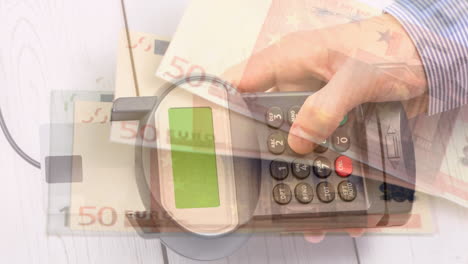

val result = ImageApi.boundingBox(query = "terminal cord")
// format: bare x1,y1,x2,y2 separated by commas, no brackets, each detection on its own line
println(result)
0,107,41,169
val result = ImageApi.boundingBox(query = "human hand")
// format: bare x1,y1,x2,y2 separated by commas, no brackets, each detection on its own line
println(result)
224,14,428,154
303,228,367,243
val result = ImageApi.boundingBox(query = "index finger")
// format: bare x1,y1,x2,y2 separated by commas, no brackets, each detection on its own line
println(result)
222,44,279,93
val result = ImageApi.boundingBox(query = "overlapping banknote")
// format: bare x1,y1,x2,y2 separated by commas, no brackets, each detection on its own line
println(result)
145,0,432,234
68,101,434,234
61,25,434,235
45,90,113,235
410,108,468,208
156,0,381,82
64,0,441,234
154,0,468,208
115,31,171,99
111,30,171,146
154,0,385,162
67,31,172,232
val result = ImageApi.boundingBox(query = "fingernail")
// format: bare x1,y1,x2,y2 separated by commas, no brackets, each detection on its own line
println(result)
346,229,366,238
304,232,326,243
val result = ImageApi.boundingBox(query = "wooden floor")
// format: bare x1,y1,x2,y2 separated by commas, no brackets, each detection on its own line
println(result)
0,0,467,263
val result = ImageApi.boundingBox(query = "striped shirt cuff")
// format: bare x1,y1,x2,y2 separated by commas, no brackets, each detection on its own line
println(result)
385,0,468,115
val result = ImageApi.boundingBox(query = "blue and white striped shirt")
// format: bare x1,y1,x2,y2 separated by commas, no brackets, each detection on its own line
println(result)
385,0,468,114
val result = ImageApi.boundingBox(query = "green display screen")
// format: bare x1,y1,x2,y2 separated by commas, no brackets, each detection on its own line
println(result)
168,107,220,209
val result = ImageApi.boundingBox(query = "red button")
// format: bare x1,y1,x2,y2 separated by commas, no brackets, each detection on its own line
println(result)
335,156,353,177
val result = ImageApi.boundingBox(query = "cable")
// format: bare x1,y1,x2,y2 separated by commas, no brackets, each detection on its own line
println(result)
352,237,362,264
0,107,41,169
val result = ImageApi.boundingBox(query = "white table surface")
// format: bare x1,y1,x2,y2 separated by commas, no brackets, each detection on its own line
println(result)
0,0,467,263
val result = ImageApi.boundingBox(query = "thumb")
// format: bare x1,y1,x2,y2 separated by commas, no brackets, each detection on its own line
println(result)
304,231,326,243
288,63,373,154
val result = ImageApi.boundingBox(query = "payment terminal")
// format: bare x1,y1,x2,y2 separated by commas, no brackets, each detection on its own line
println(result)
111,75,416,259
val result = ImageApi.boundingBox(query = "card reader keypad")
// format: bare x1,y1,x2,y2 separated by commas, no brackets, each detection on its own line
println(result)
292,159,311,179
273,183,292,205
294,183,314,204
268,132,287,154
332,130,351,152
338,181,358,202
249,94,367,213
266,107,284,128
316,182,336,203
312,157,332,179
270,159,289,180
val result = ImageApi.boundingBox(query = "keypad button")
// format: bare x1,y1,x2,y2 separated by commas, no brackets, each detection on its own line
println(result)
266,107,284,128
295,183,314,204
339,115,348,127
270,159,289,180
338,181,357,202
317,182,335,203
287,106,301,125
268,132,286,155
332,130,351,152
273,183,292,205
314,138,329,154
292,159,311,179
313,157,332,178
335,156,353,177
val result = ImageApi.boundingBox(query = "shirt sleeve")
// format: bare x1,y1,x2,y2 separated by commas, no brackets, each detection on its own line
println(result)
384,0,468,114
